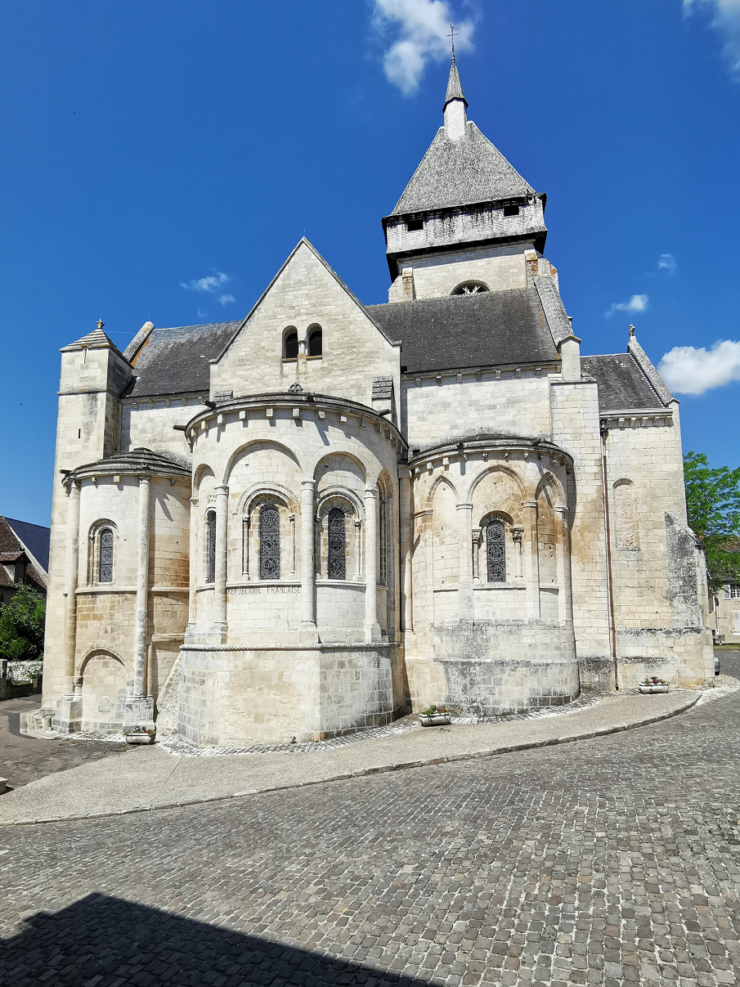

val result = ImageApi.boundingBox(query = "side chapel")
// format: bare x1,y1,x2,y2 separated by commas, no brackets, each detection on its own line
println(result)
38,56,714,745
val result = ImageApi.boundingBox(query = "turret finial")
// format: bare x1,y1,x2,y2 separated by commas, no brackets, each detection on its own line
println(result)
97,319,104,331
629,324,636,337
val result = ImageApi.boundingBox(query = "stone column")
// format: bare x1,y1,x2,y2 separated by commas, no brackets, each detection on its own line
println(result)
398,468,413,633
364,487,381,643
457,502,474,620
522,501,540,619
125,474,155,732
512,526,524,580
555,507,573,623
63,480,81,696
133,475,151,699
300,479,319,644
187,497,198,627
214,484,228,631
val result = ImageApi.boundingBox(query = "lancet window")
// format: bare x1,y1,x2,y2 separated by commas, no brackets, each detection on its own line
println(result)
379,493,388,585
259,503,281,580
205,511,216,584
486,519,506,583
327,507,346,580
99,529,114,583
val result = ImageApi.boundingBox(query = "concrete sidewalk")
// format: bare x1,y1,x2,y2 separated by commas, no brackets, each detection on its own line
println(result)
2,686,728,827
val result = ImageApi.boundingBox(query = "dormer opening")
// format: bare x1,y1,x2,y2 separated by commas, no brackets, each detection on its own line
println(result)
503,205,520,217
406,219,424,232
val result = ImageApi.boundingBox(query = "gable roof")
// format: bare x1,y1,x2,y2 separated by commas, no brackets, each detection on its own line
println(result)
580,353,669,412
216,238,397,364
3,518,51,573
366,289,559,374
128,321,242,398
390,122,535,217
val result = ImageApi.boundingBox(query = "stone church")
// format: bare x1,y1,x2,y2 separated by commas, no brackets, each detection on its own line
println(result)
39,56,714,746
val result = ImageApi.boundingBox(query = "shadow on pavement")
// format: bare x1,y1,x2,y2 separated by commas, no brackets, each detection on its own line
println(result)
3,894,426,986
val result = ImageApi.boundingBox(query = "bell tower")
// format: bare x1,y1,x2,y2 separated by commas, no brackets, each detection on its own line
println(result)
382,54,550,302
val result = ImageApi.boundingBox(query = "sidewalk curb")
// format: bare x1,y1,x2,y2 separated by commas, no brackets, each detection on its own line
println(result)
1,693,700,827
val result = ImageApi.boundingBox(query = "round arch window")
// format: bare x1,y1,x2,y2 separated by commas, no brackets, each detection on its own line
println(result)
284,330,298,360
307,327,322,357
451,282,489,296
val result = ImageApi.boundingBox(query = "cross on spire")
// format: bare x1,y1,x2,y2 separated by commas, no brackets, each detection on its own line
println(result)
448,23,456,60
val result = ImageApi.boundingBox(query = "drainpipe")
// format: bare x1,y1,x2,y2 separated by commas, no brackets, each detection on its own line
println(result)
600,425,619,690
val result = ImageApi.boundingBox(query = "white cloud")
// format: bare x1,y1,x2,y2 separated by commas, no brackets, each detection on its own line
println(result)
684,0,740,76
659,338,740,394
605,294,649,318
372,0,475,95
180,271,231,293
658,253,677,274
218,294,236,306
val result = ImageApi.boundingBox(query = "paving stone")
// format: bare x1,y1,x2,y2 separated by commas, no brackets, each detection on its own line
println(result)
1,658,739,986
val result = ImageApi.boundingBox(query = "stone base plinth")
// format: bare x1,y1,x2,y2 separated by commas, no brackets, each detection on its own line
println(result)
123,696,155,733
176,643,405,748
407,619,579,716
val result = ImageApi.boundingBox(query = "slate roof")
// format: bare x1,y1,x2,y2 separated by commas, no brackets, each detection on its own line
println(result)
580,354,668,412
444,58,467,108
128,321,242,398
366,289,559,374
3,518,50,573
69,448,192,480
390,122,535,216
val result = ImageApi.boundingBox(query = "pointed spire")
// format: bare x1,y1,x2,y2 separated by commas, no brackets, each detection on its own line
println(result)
443,53,468,110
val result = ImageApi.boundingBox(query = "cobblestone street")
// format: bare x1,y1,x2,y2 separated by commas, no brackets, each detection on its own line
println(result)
2,659,739,987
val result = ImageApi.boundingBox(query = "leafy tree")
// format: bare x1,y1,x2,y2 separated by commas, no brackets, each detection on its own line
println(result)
684,451,740,593
0,585,46,662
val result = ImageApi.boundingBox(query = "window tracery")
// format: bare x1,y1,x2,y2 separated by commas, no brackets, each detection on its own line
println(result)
486,519,506,583
205,511,216,584
327,507,346,580
99,529,114,583
259,503,281,580
452,281,489,296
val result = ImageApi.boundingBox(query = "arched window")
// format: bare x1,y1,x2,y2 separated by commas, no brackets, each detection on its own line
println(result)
486,519,506,583
308,327,322,357
284,329,298,360
99,529,114,583
205,511,216,584
452,281,489,296
327,507,346,580
259,503,280,580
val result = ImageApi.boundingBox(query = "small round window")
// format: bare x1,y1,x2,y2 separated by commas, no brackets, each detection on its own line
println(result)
452,282,489,296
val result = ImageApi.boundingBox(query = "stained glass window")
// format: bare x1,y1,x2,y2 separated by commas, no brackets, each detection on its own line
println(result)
327,507,346,580
99,529,114,583
486,519,506,583
260,504,280,580
205,511,216,584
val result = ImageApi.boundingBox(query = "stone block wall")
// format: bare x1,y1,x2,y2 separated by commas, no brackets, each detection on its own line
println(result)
177,644,399,747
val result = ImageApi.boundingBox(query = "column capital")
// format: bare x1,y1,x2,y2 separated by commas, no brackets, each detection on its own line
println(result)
398,466,413,480
214,484,229,495
301,478,316,490
522,500,538,509
364,487,379,500
511,525,525,542
455,501,474,512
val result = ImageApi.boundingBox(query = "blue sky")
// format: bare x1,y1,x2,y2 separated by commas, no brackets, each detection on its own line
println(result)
1,0,739,526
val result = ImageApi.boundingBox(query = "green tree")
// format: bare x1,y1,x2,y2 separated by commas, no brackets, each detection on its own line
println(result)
684,451,740,593
0,585,46,662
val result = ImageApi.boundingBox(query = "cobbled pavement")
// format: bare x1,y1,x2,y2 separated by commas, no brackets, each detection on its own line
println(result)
1,657,739,987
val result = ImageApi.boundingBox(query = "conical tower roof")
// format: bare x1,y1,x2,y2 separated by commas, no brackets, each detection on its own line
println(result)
390,55,535,216
390,122,535,215
443,54,467,109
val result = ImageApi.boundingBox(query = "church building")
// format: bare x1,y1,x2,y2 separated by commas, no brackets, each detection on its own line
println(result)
38,56,714,746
